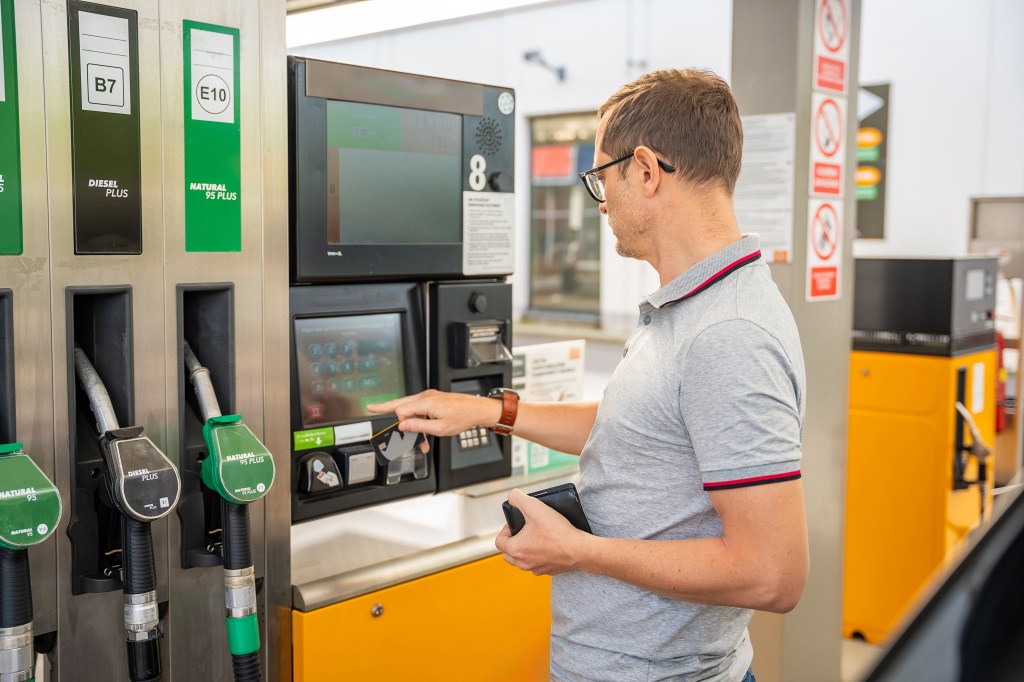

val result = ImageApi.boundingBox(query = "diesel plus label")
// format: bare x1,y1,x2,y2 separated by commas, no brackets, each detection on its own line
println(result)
183,22,241,252
68,2,141,254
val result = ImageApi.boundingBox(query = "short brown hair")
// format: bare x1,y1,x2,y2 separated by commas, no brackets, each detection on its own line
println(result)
598,69,743,194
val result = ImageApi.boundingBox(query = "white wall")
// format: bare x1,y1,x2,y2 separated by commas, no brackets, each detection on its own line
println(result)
855,0,1024,257
290,0,1024,327
290,0,733,335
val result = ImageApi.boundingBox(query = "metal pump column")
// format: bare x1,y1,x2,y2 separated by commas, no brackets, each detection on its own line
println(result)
184,342,273,682
73,347,181,682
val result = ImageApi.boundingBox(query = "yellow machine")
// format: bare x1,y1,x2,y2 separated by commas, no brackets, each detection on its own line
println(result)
844,348,996,643
294,553,551,681
844,257,999,644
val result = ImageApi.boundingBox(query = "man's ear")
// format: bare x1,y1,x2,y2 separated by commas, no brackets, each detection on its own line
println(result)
633,146,663,197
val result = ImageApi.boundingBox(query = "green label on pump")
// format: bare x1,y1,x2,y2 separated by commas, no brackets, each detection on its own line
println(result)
0,0,23,255
183,21,240,252
201,417,274,504
0,446,62,550
293,427,333,451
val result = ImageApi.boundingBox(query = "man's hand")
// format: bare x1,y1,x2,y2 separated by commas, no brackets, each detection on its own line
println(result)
367,389,500,437
495,489,593,576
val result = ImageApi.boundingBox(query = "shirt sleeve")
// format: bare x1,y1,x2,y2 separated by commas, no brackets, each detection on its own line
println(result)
679,318,804,491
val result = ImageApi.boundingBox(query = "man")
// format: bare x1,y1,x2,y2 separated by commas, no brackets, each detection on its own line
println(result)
369,69,808,682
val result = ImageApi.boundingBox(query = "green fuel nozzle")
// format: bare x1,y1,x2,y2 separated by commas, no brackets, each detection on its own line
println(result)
184,341,274,682
0,442,62,682
74,346,181,682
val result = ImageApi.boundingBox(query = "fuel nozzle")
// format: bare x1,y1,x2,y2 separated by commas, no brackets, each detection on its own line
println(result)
0,442,62,682
184,341,274,682
74,346,181,682
955,401,992,519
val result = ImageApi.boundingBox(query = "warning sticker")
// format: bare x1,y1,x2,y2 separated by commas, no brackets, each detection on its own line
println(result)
809,92,845,197
806,198,843,301
463,192,515,276
813,0,850,94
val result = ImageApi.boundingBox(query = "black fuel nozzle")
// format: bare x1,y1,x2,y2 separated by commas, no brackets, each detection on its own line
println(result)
955,401,992,520
74,346,182,682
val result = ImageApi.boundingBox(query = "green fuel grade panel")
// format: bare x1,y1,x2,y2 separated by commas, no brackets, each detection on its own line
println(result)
0,0,23,255
183,21,241,252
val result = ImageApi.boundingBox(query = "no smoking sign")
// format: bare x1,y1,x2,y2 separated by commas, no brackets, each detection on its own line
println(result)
813,0,849,94
806,198,843,301
809,91,845,196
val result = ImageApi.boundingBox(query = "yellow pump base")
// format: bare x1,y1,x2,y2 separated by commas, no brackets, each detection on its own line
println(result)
844,348,995,644
294,553,551,680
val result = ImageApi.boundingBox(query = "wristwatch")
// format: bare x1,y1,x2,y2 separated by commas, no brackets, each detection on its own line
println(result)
486,388,519,436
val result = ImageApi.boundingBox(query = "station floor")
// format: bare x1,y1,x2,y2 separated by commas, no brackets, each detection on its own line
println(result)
516,326,885,682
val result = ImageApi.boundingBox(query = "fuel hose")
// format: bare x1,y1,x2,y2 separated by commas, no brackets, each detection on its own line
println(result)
0,547,34,682
221,500,260,682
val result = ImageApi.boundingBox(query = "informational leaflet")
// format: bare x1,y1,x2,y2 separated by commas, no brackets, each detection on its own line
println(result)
462,192,514,276
733,113,796,263
511,340,585,475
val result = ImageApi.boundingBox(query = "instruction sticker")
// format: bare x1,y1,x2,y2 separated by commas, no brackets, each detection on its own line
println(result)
78,11,131,115
462,192,514,276
733,113,796,263
809,92,846,197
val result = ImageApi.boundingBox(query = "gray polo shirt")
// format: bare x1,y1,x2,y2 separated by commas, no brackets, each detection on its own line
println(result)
551,235,806,682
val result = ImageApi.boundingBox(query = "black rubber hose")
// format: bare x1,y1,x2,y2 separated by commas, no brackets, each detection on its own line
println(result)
122,517,156,595
0,547,32,628
221,500,253,571
127,639,161,682
231,651,261,682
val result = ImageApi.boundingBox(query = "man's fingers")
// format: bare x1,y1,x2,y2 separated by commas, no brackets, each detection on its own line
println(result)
396,417,446,436
495,525,511,552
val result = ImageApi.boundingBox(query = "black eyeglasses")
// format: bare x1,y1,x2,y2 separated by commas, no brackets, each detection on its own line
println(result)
577,148,676,202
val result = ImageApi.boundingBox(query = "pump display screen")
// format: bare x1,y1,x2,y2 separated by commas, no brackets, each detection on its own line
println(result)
294,313,407,428
325,101,462,245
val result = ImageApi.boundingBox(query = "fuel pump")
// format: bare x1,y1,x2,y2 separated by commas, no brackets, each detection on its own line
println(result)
183,341,274,682
0,444,61,682
73,347,181,682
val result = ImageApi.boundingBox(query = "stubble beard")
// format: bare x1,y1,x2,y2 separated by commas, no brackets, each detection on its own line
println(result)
612,188,650,260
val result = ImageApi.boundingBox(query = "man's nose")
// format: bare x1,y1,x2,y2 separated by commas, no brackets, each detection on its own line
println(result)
598,201,608,216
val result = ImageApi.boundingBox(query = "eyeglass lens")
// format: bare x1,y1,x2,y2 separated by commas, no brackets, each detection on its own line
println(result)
585,174,605,202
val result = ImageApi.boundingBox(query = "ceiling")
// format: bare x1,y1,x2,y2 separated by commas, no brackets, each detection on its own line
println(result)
285,0,368,15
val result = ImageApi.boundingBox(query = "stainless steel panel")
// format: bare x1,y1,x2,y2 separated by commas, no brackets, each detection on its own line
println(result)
293,533,499,611
41,1,169,679
258,1,291,680
2,1,57,638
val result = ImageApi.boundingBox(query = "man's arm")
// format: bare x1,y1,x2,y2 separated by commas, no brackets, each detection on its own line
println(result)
368,391,599,456
496,479,808,613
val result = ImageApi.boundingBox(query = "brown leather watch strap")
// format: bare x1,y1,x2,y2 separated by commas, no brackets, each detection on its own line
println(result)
489,389,519,436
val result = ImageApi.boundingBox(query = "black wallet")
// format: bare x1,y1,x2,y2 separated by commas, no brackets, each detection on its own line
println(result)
502,482,592,536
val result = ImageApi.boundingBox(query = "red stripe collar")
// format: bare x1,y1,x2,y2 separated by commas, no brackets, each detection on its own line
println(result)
666,250,762,306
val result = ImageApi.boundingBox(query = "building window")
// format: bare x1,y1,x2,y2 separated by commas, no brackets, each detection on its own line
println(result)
528,113,601,321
